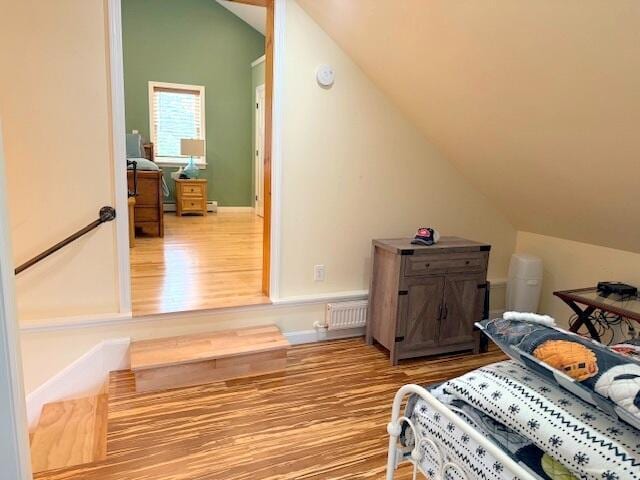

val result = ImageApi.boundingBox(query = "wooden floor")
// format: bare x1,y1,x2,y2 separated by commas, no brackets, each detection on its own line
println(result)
36,338,506,480
30,394,108,474
130,212,269,316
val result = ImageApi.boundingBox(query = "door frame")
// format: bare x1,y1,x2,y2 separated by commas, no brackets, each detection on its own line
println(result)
0,119,33,479
108,0,284,309
254,83,266,217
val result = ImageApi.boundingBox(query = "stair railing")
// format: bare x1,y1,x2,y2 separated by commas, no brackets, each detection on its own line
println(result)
14,206,116,275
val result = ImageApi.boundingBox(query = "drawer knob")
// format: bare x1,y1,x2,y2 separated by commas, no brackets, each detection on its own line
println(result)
465,260,470,265
425,263,430,267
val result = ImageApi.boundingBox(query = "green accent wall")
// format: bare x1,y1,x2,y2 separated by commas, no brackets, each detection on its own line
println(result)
122,0,265,206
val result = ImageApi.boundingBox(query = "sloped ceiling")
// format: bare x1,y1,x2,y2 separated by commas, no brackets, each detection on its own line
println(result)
216,0,265,35
298,0,640,253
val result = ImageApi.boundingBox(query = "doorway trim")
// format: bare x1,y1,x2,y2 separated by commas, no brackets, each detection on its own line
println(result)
107,0,284,311
0,119,33,479
254,83,265,218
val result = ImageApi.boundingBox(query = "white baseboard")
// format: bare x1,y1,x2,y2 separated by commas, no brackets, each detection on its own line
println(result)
273,290,368,306
19,280,507,333
217,206,255,213
25,337,130,429
20,312,133,332
162,203,253,213
163,201,217,213
284,326,365,345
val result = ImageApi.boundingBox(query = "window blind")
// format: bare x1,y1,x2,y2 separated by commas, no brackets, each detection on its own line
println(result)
151,86,203,160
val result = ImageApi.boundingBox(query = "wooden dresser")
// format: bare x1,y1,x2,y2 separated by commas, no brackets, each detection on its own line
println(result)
366,236,490,365
127,170,164,237
175,178,208,216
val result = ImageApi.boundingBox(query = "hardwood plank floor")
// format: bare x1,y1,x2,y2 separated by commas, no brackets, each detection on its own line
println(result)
130,212,269,316
36,338,506,480
30,395,108,474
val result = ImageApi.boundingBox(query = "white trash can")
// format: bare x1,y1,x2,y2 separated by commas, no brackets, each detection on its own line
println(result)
505,253,543,313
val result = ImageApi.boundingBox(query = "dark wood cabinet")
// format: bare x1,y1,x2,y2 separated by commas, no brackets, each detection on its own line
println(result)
366,237,490,365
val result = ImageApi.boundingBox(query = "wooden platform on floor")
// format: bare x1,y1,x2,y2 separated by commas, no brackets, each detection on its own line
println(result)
30,394,108,474
35,338,506,480
130,325,290,392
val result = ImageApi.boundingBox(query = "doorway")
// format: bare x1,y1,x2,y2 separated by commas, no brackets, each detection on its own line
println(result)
117,0,276,316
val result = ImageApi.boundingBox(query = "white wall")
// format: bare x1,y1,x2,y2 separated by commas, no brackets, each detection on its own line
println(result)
13,0,516,394
0,0,120,321
516,231,640,332
279,0,516,297
298,0,640,254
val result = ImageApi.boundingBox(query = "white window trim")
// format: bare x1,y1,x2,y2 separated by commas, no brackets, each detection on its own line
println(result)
148,81,207,167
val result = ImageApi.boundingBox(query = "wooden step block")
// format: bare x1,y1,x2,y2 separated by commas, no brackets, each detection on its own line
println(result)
30,394,108,474
130,324,290,392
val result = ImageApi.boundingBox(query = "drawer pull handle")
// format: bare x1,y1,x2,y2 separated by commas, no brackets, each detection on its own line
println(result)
442,304,448,320
425,263,430,268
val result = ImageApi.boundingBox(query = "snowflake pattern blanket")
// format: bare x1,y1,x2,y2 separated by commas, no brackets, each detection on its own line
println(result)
404,361,640,480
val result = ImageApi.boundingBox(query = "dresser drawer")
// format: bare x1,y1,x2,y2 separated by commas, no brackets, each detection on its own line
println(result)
403,252,487,276
181,183,205,197
134,206,159,222
181,198,205,212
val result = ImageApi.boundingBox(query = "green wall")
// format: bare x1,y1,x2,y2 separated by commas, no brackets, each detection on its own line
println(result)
122,0,265,206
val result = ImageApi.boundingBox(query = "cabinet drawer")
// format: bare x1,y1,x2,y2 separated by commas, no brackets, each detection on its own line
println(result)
181,198,205,212
134,206,159,222
404,253,487,276
181,184,205,197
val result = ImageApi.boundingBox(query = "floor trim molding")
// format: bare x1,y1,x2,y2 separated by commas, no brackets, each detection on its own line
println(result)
19,280,507,333
163,201,218,213
284,327,365,345
217,206,255,213
25,337,130,429
20,312,133,332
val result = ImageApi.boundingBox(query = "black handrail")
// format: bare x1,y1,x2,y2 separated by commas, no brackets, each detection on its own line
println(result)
15,206,116,275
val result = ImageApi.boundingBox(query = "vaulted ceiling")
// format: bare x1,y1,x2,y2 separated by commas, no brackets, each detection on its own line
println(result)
297,0,640,253
216,0,265,34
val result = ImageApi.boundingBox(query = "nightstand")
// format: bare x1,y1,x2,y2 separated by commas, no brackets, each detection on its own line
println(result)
175,178,208,216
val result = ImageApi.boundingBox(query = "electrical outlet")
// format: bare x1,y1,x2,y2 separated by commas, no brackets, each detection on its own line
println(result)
314,265,325,282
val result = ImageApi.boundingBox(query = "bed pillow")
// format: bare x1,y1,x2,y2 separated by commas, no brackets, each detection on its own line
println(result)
126,133,146,158
478,316,640,430
127,158,160,171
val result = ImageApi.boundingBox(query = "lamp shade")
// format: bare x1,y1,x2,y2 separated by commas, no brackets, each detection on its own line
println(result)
180,138,205,157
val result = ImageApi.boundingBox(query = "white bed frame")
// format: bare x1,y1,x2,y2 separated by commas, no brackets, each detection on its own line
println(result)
385,384,537,480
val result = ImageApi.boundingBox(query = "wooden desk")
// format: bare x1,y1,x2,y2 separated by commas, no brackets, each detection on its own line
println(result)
554,287,640,342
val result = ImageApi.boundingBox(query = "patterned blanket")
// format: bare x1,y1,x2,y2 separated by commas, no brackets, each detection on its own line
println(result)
403,361,640,480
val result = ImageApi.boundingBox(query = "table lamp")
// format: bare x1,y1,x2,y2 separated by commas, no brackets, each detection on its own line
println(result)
180,138,205,178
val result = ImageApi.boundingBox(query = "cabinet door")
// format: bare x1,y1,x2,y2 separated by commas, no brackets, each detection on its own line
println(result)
439,274,485,346
398,276,444,351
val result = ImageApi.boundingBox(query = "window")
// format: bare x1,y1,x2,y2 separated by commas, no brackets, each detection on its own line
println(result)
148,81,206,165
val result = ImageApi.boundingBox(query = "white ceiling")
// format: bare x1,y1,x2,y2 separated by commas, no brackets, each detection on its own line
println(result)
216,0,266,35
298,0,640,253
